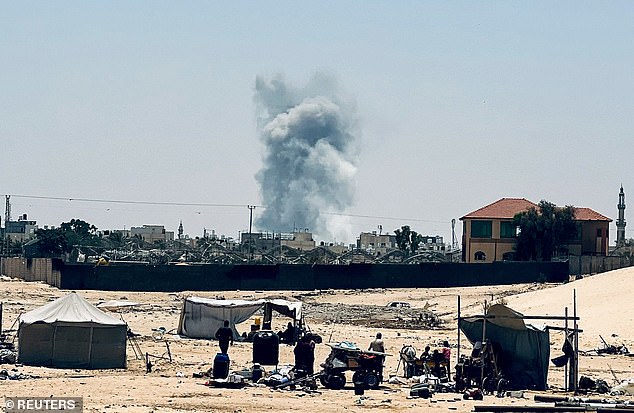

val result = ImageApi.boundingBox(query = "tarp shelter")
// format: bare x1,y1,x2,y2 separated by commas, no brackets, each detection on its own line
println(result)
459,304,550,390
18,293,127,369
177,297,302,340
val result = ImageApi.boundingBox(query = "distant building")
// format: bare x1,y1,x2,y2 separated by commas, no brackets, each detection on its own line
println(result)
461,198,612,263
419,235,445,252
240,230,316,252
281,231,316,251
130,225,174,244
357,232,397,255
4,213,38,243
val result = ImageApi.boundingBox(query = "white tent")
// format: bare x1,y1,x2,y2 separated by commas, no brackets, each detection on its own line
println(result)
18,293,127,369
177,297,302,340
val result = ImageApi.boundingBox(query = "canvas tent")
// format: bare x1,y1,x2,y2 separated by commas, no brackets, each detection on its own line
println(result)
18,293,127,369
177,297,302,340
459,304,550,390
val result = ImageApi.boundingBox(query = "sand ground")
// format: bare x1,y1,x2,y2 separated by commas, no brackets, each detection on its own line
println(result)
1,268,634,412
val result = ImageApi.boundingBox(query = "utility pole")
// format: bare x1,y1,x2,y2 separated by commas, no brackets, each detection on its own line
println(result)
247,205,256,262
3,195,11,255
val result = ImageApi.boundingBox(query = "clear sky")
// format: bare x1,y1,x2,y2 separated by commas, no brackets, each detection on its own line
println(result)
1,1,633,245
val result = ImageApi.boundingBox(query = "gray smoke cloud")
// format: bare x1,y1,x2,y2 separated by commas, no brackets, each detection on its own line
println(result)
254,73,359,241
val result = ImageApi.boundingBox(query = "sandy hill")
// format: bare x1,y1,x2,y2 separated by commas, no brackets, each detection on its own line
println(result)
505,267,634,349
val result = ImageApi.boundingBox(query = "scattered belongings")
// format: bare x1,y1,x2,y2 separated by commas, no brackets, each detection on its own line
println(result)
205,373,249,389
462,388,483,400
611,378,634,396
578,376,610,394
409,382,433,399
0,349,16,364
597,335,630,355
0,368,39,380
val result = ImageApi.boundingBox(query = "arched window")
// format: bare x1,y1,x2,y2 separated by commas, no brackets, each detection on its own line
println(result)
474,251,486,261
502,252,515,261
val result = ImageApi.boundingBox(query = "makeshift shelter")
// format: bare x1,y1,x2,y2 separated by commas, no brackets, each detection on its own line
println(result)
459,304,550,390
177,297,302,340
18,293,127,369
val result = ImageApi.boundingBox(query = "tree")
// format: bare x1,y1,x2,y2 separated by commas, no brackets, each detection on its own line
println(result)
34,227,70,256
513,200,577,261
394,225,424,255
33,218,99,257
59,219,98,247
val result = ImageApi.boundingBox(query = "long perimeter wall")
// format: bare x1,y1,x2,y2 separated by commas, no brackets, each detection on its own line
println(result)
53,261,568,292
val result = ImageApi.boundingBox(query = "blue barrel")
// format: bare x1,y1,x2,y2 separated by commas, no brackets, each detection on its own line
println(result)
252,330,279,365
213,353,230,379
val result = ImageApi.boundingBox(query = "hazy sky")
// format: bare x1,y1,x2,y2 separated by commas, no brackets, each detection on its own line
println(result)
2,1,633,245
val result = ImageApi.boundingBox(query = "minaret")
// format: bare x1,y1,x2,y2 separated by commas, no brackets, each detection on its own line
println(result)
178,220,184,240
617,185,626,245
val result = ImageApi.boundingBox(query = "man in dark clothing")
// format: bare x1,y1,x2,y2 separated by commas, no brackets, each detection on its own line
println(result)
293,335,315,375
215,320,234,354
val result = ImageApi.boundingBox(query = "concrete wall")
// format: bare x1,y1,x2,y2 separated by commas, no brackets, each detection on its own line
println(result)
56,261,569,292
568,255,634,277
0,257,62,287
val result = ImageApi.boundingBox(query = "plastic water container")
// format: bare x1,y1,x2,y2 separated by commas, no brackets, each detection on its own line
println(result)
213,352,230,379
252,330,279,365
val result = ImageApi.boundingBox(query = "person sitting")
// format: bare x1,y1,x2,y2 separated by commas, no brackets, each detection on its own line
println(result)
278,322,296,345
431,349,446,378
420,345,431,361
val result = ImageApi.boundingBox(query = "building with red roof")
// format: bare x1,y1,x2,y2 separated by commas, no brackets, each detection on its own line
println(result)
460,198,612,263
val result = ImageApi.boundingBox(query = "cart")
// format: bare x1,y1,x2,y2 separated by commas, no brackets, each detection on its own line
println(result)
318,343,388,390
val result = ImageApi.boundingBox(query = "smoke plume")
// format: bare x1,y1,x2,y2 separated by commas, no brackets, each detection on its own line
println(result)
254,73,359,241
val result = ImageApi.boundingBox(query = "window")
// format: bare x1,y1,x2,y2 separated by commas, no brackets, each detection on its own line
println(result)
471,220,492,238
474,251,486,261
500,221,517,238
596,228,602,237
502,252,515,261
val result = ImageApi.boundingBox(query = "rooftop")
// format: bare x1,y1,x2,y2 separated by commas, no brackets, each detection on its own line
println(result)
461,198,612,222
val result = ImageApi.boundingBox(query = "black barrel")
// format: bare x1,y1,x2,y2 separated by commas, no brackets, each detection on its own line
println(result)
252,330,279,365
213,352,230,379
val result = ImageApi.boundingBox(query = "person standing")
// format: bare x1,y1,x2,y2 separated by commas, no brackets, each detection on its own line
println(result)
293,335,315,375
368,332,385,353
215,320,234,354
368,332,386,382
441,340,452,376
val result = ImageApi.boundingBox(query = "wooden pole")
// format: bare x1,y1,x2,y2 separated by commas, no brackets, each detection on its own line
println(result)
573,289,579,394
481,299,487,385
564,306,568,391
457,295,461,364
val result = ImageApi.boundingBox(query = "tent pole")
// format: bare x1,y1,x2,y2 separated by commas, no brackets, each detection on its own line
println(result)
457,295,461,365
481,299,487,386
564,307,568,391
88,326,94,368
564,307,572,391
573,289,579,394
52,325,57,366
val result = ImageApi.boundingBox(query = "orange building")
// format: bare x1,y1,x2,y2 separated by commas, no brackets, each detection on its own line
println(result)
460,198,612,263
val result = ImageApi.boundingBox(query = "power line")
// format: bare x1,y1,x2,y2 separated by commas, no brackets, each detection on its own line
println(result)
9,194,450,225
10,194,250,208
